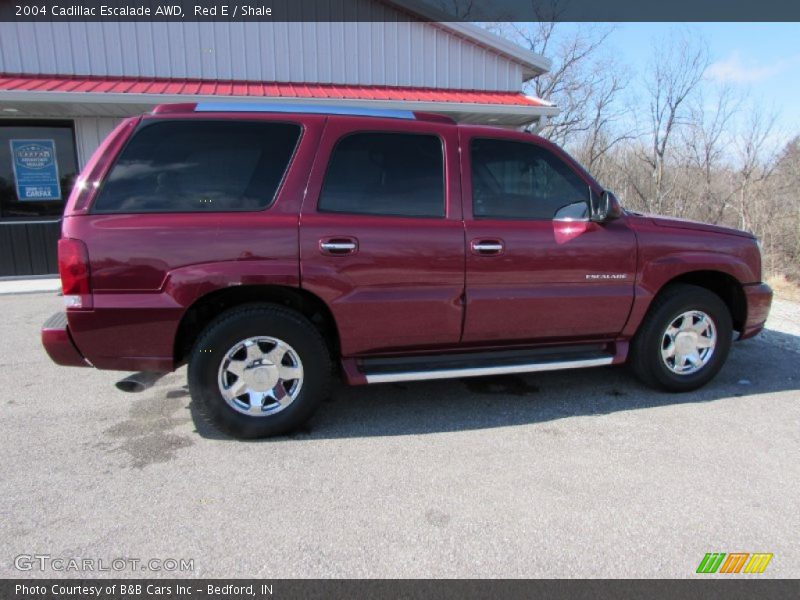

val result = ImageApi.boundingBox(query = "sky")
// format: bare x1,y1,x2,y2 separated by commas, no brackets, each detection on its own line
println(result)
600,22,800,142
608,23,800,137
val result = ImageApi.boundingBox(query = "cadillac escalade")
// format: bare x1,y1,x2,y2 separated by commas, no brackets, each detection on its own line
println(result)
41,104,773,438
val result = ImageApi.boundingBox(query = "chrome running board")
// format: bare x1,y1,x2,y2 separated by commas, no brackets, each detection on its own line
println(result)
363,356,614,384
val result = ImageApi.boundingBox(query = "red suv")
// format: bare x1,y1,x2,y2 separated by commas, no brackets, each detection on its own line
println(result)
42,103,773,438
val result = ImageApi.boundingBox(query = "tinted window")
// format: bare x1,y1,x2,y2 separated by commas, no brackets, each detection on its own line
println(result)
93,121,300,213
319,132,444,217
471,138,588,220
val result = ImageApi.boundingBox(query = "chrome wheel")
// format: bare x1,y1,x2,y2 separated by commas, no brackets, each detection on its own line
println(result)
217,336,304,417
660,310,717,375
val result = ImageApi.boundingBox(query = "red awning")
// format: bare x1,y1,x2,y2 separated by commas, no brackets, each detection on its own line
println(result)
0,73,547,107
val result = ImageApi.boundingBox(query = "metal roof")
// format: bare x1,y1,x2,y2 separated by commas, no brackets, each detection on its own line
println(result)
0,74,559,127
0,73,550,107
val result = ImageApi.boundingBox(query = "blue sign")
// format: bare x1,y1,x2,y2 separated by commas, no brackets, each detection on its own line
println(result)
10,139,61,201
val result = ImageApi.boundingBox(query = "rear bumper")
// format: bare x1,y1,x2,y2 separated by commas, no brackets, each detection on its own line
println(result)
739,282,773,340
41,312,91,367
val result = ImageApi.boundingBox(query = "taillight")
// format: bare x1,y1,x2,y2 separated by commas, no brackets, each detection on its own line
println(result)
58,238,92,309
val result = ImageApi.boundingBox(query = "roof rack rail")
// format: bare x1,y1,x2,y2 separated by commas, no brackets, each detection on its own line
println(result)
151,103,197,114
193,102,417,120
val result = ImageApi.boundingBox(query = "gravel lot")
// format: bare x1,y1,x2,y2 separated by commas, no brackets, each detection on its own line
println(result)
1,292,798,578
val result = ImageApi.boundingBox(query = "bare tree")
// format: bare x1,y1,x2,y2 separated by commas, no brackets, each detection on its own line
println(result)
733,107,780,234
774,137,800,274
682,85,740,222
639,30,709,214
577,57,635,178
496,22,616,146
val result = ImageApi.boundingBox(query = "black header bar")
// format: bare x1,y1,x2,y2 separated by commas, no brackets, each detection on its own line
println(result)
1,0,800,22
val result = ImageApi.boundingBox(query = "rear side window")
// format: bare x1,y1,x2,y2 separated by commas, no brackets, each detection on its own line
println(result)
92,121,300,213
318,132,445,218
471,138,588,220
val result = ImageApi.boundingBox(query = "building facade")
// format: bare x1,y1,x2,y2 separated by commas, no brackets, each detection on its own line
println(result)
0,1,554,276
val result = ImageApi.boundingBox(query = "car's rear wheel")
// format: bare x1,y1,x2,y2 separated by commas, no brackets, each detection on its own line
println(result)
188,304,331,438
630,284,733,392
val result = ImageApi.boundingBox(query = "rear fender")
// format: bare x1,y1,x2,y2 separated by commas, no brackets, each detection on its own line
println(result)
164,259,300,307
68,259,300,372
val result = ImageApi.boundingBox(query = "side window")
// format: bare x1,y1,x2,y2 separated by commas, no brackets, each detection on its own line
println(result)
92,121,300,213
470,138,589,220
318,132,445,218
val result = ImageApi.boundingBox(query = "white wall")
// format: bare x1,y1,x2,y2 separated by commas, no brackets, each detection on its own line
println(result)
73,117,122,167
0,6,524,91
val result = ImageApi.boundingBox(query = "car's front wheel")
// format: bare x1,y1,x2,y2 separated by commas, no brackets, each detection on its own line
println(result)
630,284,733,392
188,304,331,438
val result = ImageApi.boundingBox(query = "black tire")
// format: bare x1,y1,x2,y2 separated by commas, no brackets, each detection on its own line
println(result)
630,284,733,392
188,303,331,439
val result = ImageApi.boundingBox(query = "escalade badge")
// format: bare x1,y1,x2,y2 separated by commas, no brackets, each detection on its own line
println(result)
586,274,627,280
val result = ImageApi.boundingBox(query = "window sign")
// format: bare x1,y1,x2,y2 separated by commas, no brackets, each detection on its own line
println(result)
10,139,61,201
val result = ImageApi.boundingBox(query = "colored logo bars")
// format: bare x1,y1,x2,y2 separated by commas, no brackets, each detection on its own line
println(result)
697,553,773,574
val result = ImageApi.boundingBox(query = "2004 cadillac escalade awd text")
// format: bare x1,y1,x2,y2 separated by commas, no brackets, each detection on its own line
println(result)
41,104,773,438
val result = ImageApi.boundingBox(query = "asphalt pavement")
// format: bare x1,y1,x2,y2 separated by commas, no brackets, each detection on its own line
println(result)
1,292,798,578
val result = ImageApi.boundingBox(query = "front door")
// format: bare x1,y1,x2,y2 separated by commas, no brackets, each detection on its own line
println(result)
300,117,465,356
460,130,637,344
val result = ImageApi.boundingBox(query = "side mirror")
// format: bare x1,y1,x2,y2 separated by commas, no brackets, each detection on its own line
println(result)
590,190,622,223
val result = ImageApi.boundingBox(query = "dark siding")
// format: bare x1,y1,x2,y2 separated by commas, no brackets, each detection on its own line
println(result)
0,222,60,276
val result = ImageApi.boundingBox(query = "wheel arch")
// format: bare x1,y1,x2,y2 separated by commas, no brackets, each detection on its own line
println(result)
173,285,340,367
653,270,746,333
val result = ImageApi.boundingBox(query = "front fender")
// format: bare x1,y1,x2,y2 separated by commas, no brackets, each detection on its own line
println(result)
639,251,757,292
621,250,756,338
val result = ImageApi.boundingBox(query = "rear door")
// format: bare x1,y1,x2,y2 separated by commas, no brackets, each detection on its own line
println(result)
299,116,465,356
461,129,637,344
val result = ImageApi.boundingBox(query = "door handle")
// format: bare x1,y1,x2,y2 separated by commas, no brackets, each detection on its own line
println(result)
319,237,358,255
470,239,505,255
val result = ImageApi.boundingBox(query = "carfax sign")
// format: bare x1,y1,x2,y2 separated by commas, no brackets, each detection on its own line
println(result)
10,139,61,201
